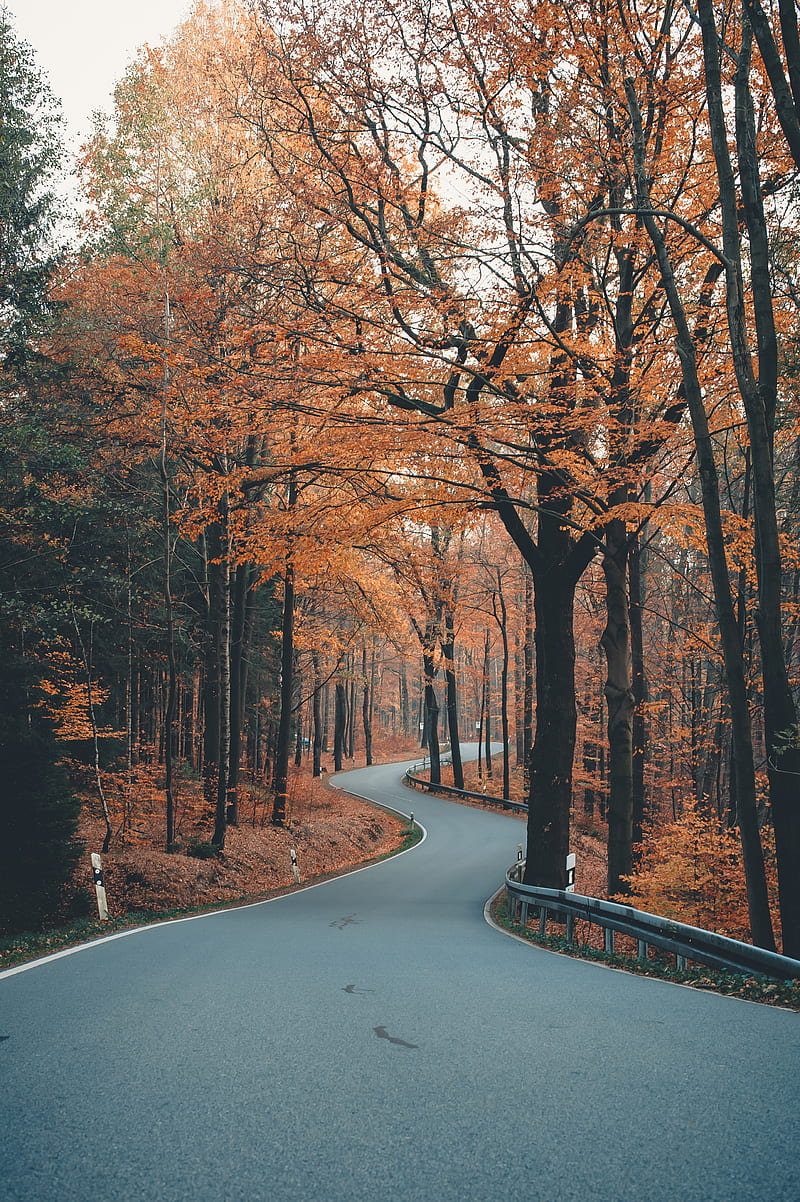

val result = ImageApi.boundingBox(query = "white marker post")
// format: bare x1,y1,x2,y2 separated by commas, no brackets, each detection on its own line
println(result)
91,853,109,920
565,852,577,893
290,848,300,884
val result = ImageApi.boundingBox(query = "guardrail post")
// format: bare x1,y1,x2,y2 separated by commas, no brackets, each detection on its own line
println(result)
539,908,547,935
604,928,615,954
637,940,648,962
676,954,687,971
520,901,529,927
565,912,575,944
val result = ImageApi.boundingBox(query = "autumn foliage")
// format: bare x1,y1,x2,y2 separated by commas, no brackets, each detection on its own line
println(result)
620,806,779,944
3,0,800,954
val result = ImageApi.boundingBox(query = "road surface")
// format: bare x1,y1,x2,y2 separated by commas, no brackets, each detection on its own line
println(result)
1,759,797,1201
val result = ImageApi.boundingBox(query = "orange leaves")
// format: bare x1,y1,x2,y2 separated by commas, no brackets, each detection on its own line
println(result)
619,803,779,943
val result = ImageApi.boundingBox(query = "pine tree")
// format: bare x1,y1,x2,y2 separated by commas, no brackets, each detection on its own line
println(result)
0,6,62,380
0,10,80,932
0,635,81,933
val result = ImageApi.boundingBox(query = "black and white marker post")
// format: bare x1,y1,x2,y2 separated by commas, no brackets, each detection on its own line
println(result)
91,852,110,920
290,848,300,884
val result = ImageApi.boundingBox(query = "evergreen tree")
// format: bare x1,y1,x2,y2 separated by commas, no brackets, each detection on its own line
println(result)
0,9,80,932
0,5,63,380
0,635,81,933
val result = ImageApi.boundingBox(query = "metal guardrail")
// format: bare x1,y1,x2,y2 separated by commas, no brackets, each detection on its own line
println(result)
402,761,800,982
505,860,800,982
404,768,527,813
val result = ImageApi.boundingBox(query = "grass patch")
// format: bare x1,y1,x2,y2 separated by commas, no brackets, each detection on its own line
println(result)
492,895,800,1010
379,822,423,858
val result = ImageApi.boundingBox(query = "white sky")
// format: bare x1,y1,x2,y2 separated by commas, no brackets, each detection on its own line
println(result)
10,1,194,150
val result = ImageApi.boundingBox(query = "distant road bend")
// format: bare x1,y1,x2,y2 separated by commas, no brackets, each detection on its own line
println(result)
1,757,797,1201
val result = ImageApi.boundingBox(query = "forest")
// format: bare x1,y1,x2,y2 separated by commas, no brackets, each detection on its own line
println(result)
1,0,799,958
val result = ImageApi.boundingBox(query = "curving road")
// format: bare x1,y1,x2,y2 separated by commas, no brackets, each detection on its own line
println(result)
1,758,798,1201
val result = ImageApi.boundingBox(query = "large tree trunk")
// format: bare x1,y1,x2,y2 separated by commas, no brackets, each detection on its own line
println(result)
601,516,635,896
422,644,442,785
475,460,596,889
441,609,464,788
524,564,580,890
522,569,534,778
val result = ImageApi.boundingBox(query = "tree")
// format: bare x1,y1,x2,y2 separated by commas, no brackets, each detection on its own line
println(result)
0,12,82,929
0,596,81,935
0,7,62,381
245,0,740,892
694,0,800,955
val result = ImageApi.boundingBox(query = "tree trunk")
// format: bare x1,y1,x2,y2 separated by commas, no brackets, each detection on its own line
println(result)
312,653,323,777
334,681,346,772
493,580,511,803
347,674,357,760
203,522,224,844
482,631,493,779
629,528,649,848
272,562,295,825
601,517,635,896
361,645,373,767
423,665,442,785
159,456,178,851
524,565,581,889
441,608,464,788
227,562,255,827
213,526,231,849
399,666,410,735
522,569,534,793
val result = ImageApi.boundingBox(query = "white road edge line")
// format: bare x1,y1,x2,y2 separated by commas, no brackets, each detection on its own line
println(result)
0,796,426,981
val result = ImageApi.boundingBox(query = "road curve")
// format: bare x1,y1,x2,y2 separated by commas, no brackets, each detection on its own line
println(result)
1,758,797,1201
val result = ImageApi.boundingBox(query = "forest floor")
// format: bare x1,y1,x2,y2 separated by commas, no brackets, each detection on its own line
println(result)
70,743,419,922
0,741,418,970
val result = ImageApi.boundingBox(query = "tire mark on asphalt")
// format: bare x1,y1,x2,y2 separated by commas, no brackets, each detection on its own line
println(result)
373,1025,418,1049
329,914,360,930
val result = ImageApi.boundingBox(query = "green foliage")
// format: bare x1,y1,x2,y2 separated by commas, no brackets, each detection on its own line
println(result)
0,9,64,380
186,839,220,860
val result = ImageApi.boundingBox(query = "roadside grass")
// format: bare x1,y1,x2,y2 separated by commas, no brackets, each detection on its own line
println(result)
0,822,421,972
492,895,800,1011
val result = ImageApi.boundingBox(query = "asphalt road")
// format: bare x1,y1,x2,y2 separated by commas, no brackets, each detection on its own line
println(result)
1,758,798,1201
